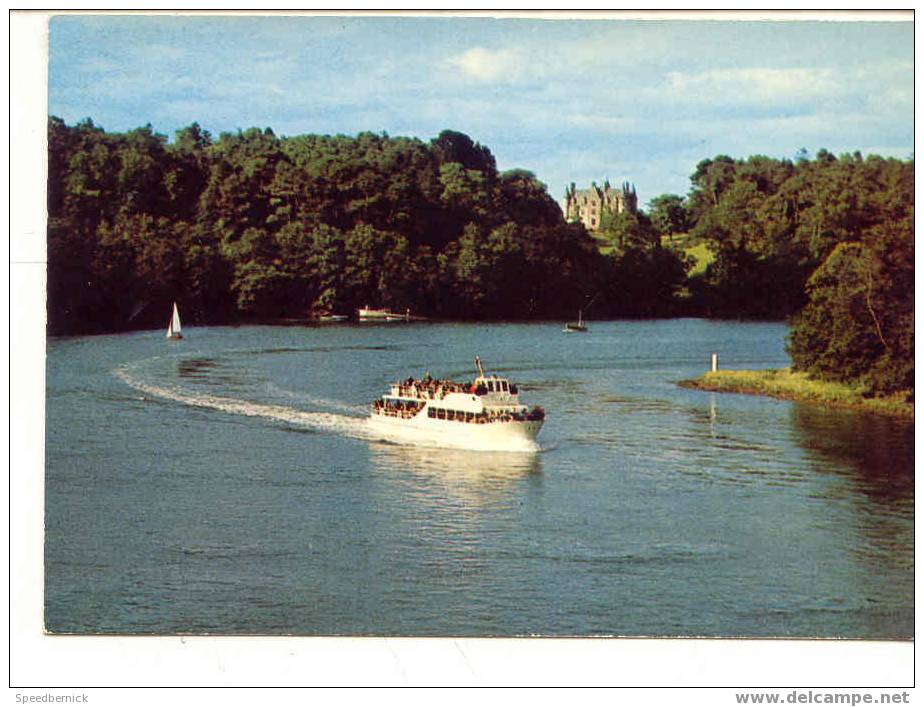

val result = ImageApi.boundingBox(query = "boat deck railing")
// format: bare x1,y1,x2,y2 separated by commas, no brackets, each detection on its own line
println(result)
372,399,424,419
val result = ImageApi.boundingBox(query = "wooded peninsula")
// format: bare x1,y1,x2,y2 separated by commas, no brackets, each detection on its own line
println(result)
48,118,913,400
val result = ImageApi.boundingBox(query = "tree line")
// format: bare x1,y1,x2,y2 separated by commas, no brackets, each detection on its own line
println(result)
674,150,913,396
48,119,670,332
47,118,913,396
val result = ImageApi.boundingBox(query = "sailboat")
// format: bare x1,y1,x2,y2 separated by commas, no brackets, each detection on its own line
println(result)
563,310,588,333
166,302,183,340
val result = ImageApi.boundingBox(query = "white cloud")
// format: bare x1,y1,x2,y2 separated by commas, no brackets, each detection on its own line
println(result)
666,67,841,104
444,29,670,86
446,46,525,82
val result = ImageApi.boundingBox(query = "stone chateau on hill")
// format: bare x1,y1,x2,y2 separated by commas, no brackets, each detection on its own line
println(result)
563,180,637,231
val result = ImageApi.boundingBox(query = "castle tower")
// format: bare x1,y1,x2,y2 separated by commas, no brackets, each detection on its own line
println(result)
564,179,637,231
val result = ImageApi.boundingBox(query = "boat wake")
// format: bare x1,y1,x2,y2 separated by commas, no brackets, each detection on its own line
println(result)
114,365,379,443
262,382,369,415
114,364,543,453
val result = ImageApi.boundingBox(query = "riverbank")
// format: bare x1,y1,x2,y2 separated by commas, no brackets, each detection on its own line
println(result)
679,368,914,419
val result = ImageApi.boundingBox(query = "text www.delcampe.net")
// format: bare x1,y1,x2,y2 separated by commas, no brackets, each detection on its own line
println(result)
735,691,911,705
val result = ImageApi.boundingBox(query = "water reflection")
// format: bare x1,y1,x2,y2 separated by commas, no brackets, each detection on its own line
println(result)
665,394,806,489
177,358,217,378
709,393,717,438
366,443,543,592
789,404,914,575
789,404,914,506
175,356,247,388
368,441,541,509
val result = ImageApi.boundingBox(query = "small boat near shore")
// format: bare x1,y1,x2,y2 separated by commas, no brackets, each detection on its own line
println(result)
358,305,415,322
358,306,394,320
166,302,183,340
368,356,545,451
563,310,587,333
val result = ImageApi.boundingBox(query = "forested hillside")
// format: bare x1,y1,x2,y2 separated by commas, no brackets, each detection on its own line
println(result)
47,118,912,396
679,150,914,395
48,119,616,334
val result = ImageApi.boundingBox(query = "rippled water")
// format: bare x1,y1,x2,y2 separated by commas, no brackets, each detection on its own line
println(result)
44,319,914,637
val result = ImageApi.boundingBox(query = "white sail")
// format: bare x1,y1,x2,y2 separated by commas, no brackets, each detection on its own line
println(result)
166,302,182,339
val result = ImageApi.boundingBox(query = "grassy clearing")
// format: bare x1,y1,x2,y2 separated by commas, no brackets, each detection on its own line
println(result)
683,241,714,277
590,231,715,271
658,234,714,276
678,368,914,419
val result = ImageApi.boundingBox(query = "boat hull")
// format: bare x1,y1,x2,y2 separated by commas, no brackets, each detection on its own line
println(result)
367,412,543,452
357,308,393,320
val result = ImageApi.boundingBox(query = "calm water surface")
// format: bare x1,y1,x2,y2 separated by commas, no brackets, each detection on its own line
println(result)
45,320,914,637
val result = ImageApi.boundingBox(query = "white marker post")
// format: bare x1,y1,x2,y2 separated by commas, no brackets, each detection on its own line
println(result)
711,353,718,372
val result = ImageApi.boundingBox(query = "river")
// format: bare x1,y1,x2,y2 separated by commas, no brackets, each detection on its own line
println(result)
44,319,913,637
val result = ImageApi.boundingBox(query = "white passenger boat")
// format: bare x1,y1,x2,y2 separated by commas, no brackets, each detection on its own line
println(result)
367,357,545,451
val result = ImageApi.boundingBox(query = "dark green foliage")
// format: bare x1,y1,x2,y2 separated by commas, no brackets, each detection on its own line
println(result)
602,245,693,318
789,243,884,380
593,207,693,317
787,223,913,397
685,149,913,394
692,247,811,318
48,118,639,332
430,130,497,176
598,209,659,251
648,194,688,243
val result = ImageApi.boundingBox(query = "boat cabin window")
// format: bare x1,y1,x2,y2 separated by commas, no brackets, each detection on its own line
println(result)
501,381,508,392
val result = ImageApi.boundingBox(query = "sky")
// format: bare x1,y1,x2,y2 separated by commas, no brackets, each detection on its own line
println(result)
47,12,913,207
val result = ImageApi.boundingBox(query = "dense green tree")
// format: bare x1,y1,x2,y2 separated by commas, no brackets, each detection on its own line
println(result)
439,162,490,219
687,155,737,222
789,243,889,382
602,245,692,317
598,209,659,251
430,129,497,177
788,222,913,396
648,194,688,243
683,149,912,392
496,169,564,228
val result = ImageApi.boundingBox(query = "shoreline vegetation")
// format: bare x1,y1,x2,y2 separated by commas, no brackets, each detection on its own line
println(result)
47,118,912,400
679,368,913,419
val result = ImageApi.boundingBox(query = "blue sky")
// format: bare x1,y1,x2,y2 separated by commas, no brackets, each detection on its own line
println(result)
48,13,913,206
